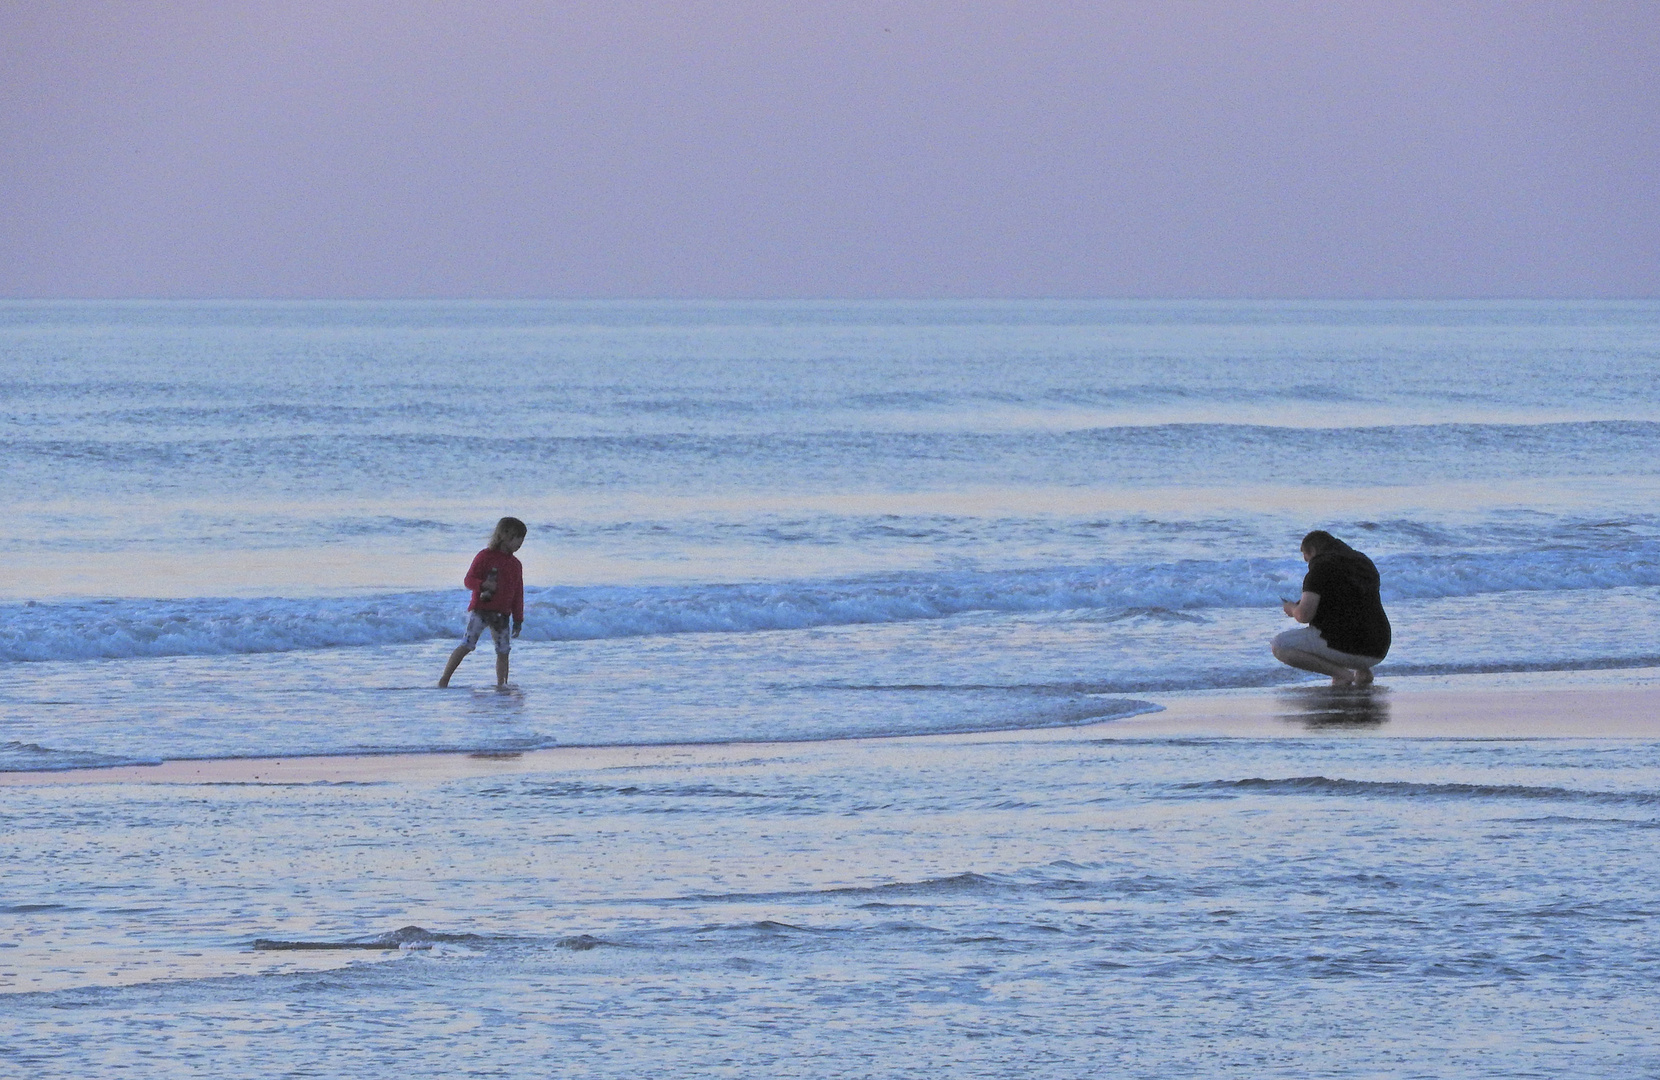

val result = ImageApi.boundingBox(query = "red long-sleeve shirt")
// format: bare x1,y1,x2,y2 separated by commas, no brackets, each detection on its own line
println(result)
464,548,524,622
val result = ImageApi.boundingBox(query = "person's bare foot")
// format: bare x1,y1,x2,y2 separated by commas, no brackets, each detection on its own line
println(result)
1354,668,1374,687
1330,670,1358,688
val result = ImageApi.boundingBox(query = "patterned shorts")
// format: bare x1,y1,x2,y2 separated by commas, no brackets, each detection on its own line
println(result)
461,610,513,655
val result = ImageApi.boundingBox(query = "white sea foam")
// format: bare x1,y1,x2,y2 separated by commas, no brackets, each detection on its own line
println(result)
5,542,1658,662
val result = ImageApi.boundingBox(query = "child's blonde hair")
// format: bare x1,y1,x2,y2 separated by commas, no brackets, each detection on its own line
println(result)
489,516,528,551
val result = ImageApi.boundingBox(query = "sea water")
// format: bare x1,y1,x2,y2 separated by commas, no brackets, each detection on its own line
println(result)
3,300,1660,1076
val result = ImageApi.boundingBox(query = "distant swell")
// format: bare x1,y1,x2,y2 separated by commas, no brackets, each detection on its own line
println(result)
4,540,1659,661
1187,776,1660,806
688,872,1003,905
0,740,157,772
252,925,486,951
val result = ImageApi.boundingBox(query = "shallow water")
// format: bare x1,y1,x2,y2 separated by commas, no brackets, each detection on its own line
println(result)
3,300,1660,1075
4,588,1660,772
5,721,1659,1077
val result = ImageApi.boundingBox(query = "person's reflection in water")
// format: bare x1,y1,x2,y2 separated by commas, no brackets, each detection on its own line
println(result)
1277,685,1392,730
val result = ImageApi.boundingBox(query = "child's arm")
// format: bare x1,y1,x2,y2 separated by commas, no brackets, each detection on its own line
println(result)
511,560,525,633
463,551,490,592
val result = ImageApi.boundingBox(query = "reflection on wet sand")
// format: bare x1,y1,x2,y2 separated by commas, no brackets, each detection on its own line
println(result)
1277,685,1393,729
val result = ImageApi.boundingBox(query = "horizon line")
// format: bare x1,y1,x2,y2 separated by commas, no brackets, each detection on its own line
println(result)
3,294,1659,304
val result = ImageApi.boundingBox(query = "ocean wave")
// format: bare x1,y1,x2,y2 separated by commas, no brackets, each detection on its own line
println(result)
1183,776,1660,806
4,541,1659,662
0,740,158,771
686,872,1006,906
251,926,488,951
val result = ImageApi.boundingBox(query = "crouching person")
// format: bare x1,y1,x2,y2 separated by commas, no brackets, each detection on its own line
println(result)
1273,529,1390,687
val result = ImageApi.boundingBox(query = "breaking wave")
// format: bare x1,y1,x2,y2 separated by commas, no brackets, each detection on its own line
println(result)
4,540,1659,662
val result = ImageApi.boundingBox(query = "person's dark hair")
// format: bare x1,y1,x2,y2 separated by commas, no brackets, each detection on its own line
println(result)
489,516,528,551
1300,529,1340,557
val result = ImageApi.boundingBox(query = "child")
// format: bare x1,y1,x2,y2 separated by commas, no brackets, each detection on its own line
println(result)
438,516,527,688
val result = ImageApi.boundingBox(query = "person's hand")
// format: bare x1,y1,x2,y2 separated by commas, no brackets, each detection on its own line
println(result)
1282,600,1295,618
512,621,522,638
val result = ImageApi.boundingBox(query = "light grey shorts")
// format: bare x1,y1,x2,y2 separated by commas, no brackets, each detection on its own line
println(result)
461,611,513,655
1273,625,1384,670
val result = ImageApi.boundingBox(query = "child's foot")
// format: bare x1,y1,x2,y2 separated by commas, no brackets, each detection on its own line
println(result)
1354,668,1375,687
1330,670,1358,688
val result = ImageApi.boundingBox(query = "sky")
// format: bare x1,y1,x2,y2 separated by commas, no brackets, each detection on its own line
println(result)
1,1,1656,299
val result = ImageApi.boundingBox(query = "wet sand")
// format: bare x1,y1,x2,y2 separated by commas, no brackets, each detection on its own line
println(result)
5,675,1657,788
1121,681,1660,739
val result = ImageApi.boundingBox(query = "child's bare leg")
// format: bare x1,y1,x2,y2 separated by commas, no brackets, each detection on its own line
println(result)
438,645,471,688
496,652,510,687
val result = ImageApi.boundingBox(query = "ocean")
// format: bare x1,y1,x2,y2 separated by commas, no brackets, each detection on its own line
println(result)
3,299,1659,1076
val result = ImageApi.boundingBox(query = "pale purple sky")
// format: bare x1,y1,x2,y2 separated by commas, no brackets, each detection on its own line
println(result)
2,1,1656,298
